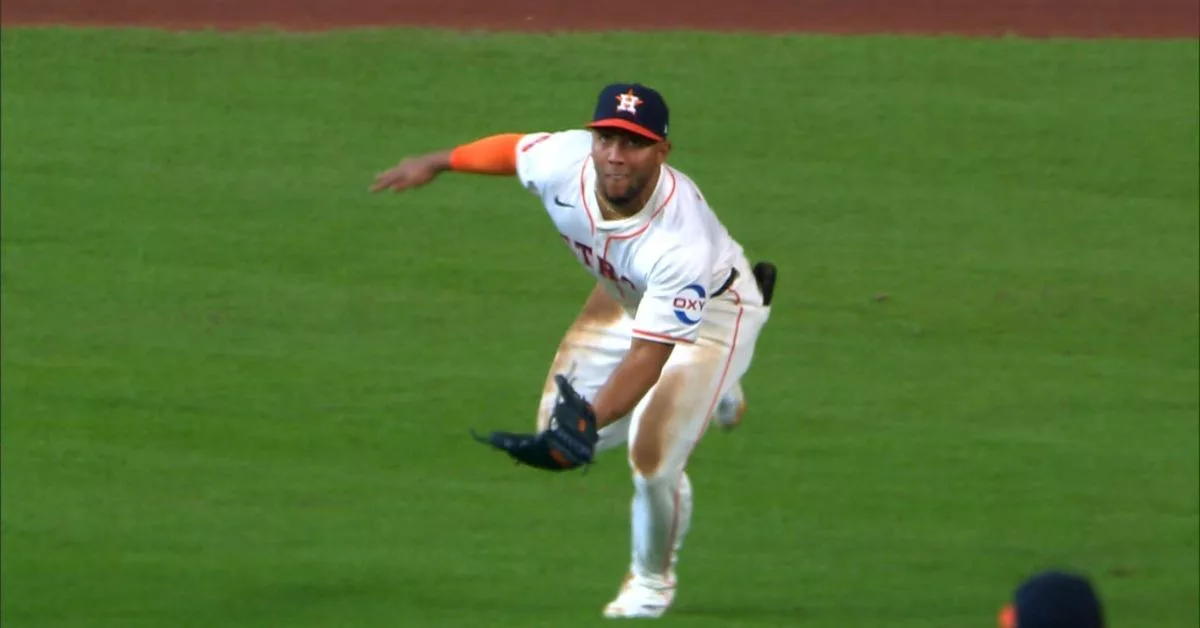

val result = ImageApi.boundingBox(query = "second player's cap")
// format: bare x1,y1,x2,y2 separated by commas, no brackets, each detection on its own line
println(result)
586,82,669,142
998,570,1105,628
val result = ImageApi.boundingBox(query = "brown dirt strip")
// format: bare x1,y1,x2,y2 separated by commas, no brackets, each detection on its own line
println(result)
2,0,1197,39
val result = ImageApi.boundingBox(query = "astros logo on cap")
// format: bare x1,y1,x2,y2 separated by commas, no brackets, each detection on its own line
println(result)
616,90,642,114
587,83,669,141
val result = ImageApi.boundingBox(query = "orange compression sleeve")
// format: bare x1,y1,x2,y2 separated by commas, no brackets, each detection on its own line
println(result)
448,133,523,175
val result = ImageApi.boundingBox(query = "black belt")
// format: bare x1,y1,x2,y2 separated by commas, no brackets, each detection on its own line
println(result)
712,268,739,298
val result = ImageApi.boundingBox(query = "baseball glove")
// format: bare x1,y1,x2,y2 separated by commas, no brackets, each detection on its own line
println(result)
471,374,599,472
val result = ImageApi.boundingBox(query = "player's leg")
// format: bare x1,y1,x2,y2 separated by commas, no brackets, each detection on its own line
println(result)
709,262,777,432
535,282,634,451
710,380,747,430
603,284,771,619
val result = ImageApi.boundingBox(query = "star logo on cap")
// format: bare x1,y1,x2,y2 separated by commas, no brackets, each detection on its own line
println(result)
615,89,642,114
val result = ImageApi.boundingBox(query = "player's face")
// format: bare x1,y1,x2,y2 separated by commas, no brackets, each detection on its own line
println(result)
591,129,670,206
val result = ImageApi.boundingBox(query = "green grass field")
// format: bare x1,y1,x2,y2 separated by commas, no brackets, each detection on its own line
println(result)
2,27,1198,627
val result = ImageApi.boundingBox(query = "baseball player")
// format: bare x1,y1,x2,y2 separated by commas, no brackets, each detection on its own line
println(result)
371,82,776,619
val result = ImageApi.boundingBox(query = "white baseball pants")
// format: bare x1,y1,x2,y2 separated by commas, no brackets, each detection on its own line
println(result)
535,256,771,582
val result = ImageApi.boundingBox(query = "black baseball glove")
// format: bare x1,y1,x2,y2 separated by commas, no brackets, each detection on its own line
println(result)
471,374,599,472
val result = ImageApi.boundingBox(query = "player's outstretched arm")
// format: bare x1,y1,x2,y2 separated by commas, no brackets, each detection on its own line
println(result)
370,133,524,193
590,338,674,428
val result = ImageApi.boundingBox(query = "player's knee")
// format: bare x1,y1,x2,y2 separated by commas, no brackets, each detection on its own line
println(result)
629,438,664,477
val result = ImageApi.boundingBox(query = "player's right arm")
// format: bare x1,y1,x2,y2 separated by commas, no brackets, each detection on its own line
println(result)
370,133,522,192
370,131,588,195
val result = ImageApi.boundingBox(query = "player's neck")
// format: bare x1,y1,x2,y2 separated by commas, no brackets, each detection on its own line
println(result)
598,195,638,221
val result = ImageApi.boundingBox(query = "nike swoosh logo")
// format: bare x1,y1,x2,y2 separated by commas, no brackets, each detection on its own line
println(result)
554,195,574,208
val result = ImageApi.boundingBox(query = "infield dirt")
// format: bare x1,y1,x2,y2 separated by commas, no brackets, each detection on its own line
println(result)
2,0,1197,38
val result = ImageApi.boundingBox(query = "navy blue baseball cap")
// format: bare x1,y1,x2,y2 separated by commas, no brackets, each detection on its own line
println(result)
999,570,1105,628
586,82,669,142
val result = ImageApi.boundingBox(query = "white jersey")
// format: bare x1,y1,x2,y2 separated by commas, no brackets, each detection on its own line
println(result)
515,129,746,345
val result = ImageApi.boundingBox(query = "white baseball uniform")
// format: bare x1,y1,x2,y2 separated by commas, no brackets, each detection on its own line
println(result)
514,129,772,584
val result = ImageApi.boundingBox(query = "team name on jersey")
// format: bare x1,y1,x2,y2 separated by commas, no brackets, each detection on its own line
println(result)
560,234,638,295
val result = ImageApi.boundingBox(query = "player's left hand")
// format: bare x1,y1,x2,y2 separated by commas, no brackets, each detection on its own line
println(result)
471,375,599,472
369,152,449,193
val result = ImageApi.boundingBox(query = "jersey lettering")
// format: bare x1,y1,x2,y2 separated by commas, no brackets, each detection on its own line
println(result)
562,234,638,292
574,241,595,266
597,257,617,282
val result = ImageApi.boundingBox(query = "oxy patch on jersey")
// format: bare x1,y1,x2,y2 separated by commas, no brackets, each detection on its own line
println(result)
672,284,707,325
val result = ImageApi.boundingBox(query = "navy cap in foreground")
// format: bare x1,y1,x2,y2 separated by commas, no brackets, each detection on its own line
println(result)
586,83,669,142
999,570,1105,628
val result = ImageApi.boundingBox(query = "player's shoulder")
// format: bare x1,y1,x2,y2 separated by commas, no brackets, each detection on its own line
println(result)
516,129,592,193
651,168,714,234
663,166,712,212
517,129,592,160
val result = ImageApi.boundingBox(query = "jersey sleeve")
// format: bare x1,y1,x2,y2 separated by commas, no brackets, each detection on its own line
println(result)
631,244,714,345
514,130,593,197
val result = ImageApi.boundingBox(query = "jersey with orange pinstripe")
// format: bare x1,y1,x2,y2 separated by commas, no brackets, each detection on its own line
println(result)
514,130,745,345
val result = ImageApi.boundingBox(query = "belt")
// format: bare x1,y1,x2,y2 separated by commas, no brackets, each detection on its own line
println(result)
712,268,739,299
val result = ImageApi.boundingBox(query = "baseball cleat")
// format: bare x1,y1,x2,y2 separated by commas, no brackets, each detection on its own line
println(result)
602,573,676,619
713,382,747,430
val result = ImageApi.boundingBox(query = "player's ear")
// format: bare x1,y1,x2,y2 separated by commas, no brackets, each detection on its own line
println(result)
656,140,672,163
